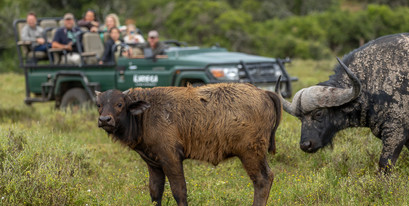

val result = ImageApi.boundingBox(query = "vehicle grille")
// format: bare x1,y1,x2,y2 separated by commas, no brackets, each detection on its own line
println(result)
239,62,280,83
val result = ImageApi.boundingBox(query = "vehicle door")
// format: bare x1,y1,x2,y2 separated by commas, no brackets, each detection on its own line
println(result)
115,57,175,91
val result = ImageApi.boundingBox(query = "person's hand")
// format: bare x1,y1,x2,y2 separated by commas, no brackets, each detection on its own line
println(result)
98,60,103,65
91,21,99,27
90,26,98,32
64,42,73,51
122,47,132,58
37,38,45,45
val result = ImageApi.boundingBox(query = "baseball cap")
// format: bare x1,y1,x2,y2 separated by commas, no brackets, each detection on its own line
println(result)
63,13,74,20
148,30,159,38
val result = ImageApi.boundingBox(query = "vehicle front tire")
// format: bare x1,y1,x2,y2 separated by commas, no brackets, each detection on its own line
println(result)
191,81,205,87
60,88,90,111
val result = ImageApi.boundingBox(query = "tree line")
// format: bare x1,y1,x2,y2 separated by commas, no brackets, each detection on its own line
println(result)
1,0,409,71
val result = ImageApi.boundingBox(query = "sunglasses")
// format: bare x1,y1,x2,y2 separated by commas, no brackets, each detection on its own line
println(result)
149,36,157,39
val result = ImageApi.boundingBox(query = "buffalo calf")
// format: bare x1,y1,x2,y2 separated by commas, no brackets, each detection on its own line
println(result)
95,83,281,206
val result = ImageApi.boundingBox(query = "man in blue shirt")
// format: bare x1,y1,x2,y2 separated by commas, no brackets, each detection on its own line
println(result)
51,13,81,64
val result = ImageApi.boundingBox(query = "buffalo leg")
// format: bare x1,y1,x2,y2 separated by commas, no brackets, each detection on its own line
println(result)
239,154,274,206
147,164,166,205
162,159,187,206
379,127,407,173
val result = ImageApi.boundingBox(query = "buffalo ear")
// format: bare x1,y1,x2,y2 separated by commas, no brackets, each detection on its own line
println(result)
128,101,151,115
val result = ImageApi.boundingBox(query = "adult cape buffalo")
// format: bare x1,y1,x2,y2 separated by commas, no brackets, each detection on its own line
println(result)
277,33,409,172
95,83,282,206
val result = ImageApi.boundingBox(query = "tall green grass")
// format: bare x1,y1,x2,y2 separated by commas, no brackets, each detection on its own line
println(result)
1,60,409,205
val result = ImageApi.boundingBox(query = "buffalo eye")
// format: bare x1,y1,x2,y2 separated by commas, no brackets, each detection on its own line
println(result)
313,110,324,121
96,103,101,108
117,103,122,108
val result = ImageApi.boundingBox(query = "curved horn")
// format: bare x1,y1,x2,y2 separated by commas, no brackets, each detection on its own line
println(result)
295,57,362,112
122,89,131,95
275,57,362,115
336,57,361,100
275,76,302,116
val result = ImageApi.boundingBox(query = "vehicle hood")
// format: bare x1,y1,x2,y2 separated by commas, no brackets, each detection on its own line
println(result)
169,50,276,65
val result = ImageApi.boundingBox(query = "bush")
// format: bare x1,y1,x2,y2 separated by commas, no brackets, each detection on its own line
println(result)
5,1,409,71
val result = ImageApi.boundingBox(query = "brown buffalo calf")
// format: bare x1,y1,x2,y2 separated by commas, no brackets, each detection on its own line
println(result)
95,83,282,206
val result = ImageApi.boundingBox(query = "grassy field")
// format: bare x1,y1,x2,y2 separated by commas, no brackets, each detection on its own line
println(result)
1,59,409,205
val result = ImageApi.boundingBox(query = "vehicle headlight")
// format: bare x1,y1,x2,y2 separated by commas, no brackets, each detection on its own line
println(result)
209,66,239,81
274,64,283,77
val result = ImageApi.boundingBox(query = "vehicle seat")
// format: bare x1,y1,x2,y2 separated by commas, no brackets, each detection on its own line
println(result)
39,19,58,30
46,27,64,64
128,43,144,57
103,32,109,43
16,21,48,64
81,32,105,64
40,19,58,42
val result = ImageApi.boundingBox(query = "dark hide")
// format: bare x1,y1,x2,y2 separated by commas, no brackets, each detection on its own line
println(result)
96,83,282,206
295,33,409,172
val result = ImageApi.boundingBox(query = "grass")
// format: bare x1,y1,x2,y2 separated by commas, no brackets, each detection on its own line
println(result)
1,59,409,205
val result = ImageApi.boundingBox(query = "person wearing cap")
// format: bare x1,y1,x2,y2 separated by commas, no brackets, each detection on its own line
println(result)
145,30,166,57
51,13,82,64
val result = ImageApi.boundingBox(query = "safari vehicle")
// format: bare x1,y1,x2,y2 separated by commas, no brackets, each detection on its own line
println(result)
13,17,297,108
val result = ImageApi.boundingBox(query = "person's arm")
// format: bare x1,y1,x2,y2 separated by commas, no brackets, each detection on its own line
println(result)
137,34,145,43
77,19,91,28
35,27,45,45
51,41,72,50
51,30,72,51
154,42,166,56
20,26,37,42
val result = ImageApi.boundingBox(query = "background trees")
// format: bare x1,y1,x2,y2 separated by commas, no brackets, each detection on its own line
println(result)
2,0,409,72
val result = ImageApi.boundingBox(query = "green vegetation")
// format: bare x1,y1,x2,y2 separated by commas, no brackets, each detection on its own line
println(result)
1,59,409,205
3,1,409,72
2,0,409,204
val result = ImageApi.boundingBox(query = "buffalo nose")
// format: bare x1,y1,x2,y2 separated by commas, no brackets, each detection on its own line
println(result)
99,115,112,123
300,141,312,151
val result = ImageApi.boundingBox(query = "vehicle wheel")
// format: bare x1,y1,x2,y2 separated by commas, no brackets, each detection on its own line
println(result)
60,88,90,111
191,82,205,87
185,81,205,87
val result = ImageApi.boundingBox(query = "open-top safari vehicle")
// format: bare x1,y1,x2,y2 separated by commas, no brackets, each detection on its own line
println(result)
13,17,297,108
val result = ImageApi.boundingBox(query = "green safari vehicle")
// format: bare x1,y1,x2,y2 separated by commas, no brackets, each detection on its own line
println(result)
13,17,297,108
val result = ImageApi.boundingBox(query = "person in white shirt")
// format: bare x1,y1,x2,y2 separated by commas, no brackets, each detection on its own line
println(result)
124,24,145,44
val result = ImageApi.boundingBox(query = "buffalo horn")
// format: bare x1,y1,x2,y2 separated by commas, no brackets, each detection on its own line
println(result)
276,57,362,115
122,89,130,95
275,76,302,116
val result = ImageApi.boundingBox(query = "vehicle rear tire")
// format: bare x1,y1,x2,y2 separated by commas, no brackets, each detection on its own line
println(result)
60,88,90,111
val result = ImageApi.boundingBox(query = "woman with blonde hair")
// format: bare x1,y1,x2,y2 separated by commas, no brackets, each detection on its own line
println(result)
102,13,120,31
100,13,121,42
